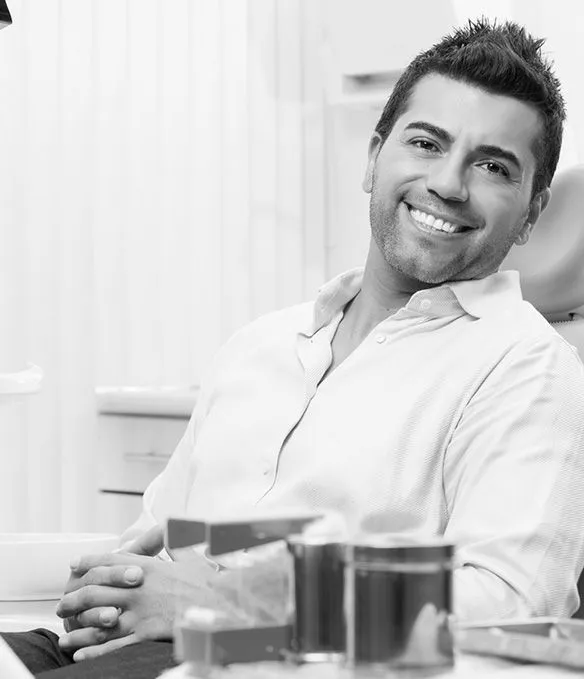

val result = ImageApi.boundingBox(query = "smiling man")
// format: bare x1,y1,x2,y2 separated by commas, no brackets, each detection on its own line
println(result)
4,17,584,679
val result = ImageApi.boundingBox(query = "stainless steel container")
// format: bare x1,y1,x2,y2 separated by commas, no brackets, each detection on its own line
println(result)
345,535,455,673
287,535,345,663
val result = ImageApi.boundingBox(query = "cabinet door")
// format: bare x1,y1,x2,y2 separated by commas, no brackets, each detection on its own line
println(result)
96,491,144,535
96,414,189,533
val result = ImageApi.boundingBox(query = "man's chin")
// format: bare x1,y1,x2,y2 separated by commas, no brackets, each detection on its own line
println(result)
389,259,452,287
376,239,463,286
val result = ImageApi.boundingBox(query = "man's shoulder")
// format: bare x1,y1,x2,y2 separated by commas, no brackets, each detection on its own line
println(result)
211,300,315,363
502,300,584,367
197,300,316,392
512,300,558,335
230,300,315,342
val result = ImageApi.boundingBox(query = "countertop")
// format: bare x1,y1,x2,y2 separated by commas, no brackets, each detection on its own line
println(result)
161,654,579,679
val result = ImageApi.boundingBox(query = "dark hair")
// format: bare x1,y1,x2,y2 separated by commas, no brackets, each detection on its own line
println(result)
375,18,565,198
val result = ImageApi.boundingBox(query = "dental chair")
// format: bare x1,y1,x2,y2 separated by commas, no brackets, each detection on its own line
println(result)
501,163,584,618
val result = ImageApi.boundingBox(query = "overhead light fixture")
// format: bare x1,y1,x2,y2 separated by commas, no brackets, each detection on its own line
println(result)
0,0,12,30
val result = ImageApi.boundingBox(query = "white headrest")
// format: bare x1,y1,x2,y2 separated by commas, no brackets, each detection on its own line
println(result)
501,164,584,321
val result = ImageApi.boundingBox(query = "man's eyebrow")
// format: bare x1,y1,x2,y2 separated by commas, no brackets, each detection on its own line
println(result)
404,121,522,170
404,121,454,144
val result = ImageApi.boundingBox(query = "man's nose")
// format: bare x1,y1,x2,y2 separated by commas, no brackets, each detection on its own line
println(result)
425,157,469,202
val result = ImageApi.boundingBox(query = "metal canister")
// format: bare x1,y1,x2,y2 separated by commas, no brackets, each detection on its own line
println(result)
345,535,455,672
286,535,346,663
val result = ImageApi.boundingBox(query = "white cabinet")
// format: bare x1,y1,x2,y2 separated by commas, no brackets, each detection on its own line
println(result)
95,387,198,534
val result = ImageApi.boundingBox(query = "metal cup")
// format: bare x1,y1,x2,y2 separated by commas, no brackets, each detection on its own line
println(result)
286,535,346,663
345,535,455,674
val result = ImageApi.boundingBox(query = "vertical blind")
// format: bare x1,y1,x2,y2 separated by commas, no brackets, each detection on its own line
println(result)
0,0,327,531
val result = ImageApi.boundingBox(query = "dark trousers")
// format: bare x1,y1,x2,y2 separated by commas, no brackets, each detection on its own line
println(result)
1,629,176,678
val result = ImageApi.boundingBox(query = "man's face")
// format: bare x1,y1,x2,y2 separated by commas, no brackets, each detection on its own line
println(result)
364,73,548,285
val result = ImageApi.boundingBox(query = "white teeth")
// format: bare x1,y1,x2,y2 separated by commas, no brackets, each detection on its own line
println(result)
410,208,465,234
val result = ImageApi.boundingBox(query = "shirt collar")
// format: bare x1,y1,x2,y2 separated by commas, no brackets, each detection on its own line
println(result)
447,269,523,318
306,267,524,335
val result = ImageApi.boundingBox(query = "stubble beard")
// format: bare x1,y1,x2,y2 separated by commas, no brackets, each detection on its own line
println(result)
369,197,458,285
369,195,525,285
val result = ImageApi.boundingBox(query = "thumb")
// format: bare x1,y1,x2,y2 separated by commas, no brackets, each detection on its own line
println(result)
122,525,164,556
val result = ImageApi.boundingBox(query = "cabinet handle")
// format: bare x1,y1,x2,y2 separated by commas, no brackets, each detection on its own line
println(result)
124,451,170,463
100,488,143,497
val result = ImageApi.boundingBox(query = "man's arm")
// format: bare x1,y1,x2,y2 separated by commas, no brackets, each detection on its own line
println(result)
444,333,584,621
57,397,207,660
119,407,202,551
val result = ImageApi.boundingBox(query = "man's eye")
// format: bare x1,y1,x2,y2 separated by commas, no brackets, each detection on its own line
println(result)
411,139,438,152
481,161,509,177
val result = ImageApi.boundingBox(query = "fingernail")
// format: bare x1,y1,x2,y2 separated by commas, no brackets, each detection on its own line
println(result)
125,566,141,583
99,610,116,625
58,635,69,648
74,652,85,662
69,556,80,571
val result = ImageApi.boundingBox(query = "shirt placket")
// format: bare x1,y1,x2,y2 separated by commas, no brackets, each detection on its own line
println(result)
255,316,341,501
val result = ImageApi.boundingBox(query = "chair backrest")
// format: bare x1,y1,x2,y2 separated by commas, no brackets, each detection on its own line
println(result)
502,164,584,618
501,164,584,358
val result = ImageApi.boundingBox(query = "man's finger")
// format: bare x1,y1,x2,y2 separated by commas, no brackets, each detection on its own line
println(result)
121,525,164,557
59,625,115,653
74,606,121,629
69,551,145,575
59,611,135,654
78,565,143,589
72,633,139,662
56,585,129,618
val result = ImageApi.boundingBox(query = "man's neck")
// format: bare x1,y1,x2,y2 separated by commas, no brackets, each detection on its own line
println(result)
345,240,429,340
324,239,436,380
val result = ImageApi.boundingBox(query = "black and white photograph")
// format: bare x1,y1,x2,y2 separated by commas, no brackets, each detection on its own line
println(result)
1,1,584,677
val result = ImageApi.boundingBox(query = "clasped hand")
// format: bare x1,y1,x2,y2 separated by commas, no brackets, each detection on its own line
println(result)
55,526,225,662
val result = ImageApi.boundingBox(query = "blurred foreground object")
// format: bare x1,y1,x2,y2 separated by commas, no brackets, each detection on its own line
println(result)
0,0,11,29
168,511,326,673
344,535,455,672
457,618,584,669
167,513,456,676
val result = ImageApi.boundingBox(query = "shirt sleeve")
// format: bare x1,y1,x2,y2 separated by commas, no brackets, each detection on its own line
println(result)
117,318,257,552
443,333,584,621
119,394,206,551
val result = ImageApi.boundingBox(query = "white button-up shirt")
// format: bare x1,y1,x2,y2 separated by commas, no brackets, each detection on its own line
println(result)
125,268,584,621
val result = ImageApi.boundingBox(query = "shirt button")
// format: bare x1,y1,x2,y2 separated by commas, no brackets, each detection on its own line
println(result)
375,334,386,344
420,299,432,311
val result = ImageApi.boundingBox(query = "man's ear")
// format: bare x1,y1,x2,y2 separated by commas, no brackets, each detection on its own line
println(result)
362,133,384,194
514,187,552,246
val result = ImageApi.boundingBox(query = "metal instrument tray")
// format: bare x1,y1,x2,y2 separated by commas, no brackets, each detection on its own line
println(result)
456,617,584,668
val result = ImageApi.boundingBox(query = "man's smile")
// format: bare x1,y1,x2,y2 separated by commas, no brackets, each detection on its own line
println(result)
404,202,476,238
